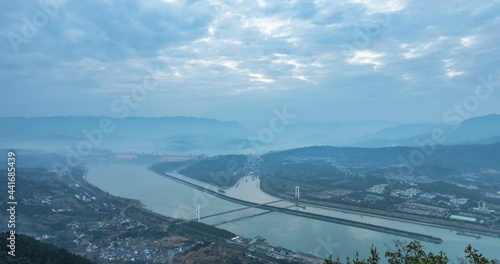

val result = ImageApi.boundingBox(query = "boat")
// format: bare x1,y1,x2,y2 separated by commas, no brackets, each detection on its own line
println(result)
218,189,226,194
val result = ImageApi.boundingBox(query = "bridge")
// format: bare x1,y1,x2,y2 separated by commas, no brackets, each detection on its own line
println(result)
192,185,307,222
211,205,298,226
149,167,443,244
195,199,284,221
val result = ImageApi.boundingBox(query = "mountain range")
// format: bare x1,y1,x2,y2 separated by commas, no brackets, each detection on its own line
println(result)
1,114,499,154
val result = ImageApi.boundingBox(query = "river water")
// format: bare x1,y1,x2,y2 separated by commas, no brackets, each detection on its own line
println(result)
85,161,500,261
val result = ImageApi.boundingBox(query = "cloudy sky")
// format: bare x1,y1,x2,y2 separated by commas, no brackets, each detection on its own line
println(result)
1,0,499,126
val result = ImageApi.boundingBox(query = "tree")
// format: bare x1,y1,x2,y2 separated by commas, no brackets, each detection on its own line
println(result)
367,246,380,264
324,246,380,264
385,240,448,264
460,245,499,264
323,240,497,264
324,255,335,264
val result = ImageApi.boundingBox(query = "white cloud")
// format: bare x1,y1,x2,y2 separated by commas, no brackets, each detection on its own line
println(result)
241,17,291,37
208,25,216,35
443,59,465,78
348,50,384,69
248,73,275,83
272,57,305,69
293,75,310,81
257,0,267,8
400,36,447,59
186,59,240,70
460,36,476,47
219,59,240,70
350,0,406,13
446,70,464,78
401,74,414,82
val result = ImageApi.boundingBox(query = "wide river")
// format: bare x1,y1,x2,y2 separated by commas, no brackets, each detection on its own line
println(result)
86,160,500,261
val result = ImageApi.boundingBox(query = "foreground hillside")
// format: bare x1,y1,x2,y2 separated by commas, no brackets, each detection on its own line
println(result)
0,232,92,264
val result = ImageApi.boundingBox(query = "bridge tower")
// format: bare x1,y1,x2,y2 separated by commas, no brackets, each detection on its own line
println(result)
295,186,300,200
196,204,200,222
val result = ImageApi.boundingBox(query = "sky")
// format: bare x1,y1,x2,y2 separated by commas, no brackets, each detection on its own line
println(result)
1,0,499,127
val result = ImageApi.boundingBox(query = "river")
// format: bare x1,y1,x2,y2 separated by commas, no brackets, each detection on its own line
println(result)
85,160,500,261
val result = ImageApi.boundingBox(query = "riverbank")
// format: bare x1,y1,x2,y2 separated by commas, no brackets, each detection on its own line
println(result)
80,165,324,263
148,167,444,244
82,166,150,212
259,179,500,239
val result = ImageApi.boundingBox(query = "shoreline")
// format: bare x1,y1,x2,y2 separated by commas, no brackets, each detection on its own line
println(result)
81,166,158,217
153,166,500,239
147,167,444,244
258,181,500,239
79,165,331,262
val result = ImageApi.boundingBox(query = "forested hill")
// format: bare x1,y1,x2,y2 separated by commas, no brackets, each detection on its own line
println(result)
262,143,500,170
0,232,93,264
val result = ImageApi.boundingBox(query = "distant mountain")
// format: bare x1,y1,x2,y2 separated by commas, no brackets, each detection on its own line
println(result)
475,136,500,145
3,114,499,154
270,120,395,149
354,114,500,147
264,143,500,172
0,116,251,154
355,123,439,143
446,114,500,144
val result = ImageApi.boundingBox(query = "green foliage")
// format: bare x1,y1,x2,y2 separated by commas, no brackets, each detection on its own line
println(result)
178,155,248,188
183,221,236,239
323,240,497,264
0,232,93,264
324,255,335,264
461,245,499,264
367,246,381,264
385,240,448,264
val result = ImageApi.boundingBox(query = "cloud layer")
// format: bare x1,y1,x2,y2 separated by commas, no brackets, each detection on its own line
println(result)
1,0,499,125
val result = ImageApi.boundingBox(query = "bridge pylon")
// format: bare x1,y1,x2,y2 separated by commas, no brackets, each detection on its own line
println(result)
196,204,200,222
295,186,300,200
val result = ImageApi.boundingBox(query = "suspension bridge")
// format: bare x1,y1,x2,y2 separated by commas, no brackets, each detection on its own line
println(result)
149,167,443,244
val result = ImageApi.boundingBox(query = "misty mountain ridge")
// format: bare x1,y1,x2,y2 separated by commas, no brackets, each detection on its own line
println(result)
0,116,249,154
354,114,500,147
1,114,499,154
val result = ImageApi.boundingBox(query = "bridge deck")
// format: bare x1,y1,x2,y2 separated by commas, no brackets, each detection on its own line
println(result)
197,199,284,220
